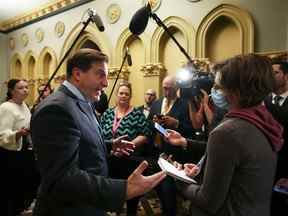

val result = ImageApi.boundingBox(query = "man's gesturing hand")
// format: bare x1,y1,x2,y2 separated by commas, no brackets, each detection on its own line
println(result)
126,161,166,200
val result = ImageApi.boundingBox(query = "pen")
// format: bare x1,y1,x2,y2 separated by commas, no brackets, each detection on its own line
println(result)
196,154,206,170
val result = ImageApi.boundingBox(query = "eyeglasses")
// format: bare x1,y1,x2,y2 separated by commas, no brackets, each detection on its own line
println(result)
145,93,155,96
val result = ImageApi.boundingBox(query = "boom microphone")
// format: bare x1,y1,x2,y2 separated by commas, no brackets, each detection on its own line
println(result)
129,3,151,35
87,8,105,32
126,47,132,66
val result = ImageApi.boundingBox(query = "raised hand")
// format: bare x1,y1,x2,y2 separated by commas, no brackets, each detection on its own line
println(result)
111,135,135,156
16,127,30,141
165,129,187,147
200,89,209,105
162,115,179,128
184,163,200,177
126,161,166,200
153,114,165,125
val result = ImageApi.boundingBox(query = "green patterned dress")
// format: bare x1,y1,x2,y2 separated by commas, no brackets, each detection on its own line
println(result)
101,107,152,178
101,107,151,143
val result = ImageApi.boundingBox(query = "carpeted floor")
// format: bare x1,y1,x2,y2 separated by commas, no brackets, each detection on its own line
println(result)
21,193,190,216
20,196,162,216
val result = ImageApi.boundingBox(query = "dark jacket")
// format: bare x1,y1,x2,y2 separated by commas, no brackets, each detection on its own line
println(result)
265,94,288,179
31,85,126,216
148,97,194,163
149,97,193,137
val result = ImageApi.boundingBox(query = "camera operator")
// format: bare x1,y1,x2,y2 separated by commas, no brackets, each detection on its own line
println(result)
188,89,213,131
188,86,228,135
180,61,229,135
175,65,215,163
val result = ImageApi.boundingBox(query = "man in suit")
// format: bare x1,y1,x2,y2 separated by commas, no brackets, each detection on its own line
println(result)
31,49,166,216
265,60,288,216
139,89,156,118
147,75,193,216
264,60,288,215
149,75,194,158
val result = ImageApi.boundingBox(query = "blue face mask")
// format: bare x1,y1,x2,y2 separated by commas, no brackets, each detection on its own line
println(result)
210,87,229,110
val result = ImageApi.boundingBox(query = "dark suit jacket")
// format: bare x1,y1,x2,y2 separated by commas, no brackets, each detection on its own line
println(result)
148,97,194,162
138,105,145,113
138,104,150,118
265,94,288,179
31,85,126,216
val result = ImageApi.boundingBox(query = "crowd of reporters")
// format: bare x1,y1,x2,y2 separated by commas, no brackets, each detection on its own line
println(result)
0,51,287,216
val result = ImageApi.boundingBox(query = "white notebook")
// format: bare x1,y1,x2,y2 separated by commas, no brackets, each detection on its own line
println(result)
158,157,197,184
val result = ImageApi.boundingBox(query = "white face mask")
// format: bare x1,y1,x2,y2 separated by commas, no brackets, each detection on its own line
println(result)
211,87,229,110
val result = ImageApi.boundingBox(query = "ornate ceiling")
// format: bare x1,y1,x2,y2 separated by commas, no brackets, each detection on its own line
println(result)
0,0,90,33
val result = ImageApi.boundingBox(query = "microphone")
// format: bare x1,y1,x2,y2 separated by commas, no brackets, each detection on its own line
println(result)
126,47,132,66
87,8,105,32
129,3,151,35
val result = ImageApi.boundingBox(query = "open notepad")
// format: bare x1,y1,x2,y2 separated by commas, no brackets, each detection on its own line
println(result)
158,157,197,184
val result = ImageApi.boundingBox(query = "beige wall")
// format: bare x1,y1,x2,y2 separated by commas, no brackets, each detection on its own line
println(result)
239,0,287,52
7,0,288,57
205,16,241,62
2,0,288,105
287,16,288,49
0,33,8,102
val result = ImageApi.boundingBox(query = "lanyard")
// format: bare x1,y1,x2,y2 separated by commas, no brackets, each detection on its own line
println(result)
112,107,133,136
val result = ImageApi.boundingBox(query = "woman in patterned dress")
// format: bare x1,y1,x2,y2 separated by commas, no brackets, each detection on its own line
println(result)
101,82,151,216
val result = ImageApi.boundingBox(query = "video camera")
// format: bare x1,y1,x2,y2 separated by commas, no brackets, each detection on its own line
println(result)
176,62,215,99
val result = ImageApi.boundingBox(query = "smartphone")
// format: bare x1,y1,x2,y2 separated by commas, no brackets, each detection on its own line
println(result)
273,185,288,195
154,122,168,136
156,114,164,119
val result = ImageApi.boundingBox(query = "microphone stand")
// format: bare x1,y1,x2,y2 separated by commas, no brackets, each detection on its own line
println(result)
31,17,93,111
150,13,193,63
107,51,129,105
